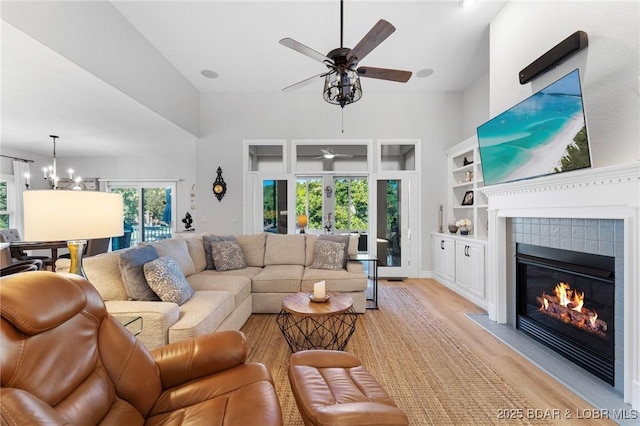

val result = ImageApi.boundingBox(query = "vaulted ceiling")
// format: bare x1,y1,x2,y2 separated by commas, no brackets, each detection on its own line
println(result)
1,1,506,158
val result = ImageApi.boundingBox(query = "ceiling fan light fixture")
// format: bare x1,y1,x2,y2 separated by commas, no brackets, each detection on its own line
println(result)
323,70,362,108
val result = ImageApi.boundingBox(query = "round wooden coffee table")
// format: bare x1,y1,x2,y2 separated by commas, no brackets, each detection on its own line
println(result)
276,292,358,352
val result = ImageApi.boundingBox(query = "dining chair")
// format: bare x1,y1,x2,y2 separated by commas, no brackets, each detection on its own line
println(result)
0,229,54,269
0,259,44,276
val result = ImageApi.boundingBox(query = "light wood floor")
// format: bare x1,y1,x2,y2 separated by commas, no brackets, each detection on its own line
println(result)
390,278,617,425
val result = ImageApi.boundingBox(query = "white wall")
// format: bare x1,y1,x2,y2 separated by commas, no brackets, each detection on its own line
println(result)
462,70,490,141
197,90,463,273
489,1,639,167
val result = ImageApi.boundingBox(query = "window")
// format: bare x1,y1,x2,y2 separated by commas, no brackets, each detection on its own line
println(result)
107,182,176,249
0,179,12,229
296,178,323,232
334,177,368,232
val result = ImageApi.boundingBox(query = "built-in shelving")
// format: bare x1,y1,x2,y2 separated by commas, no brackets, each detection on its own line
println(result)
446,136,488,239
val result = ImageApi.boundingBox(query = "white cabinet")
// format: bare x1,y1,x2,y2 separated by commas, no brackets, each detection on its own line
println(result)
445,136,488,239
455,240,485,299
431,232,487,309
433,235,455,283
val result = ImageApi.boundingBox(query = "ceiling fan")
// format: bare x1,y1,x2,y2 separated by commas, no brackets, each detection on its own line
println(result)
279,0,412,109
314,147,354,160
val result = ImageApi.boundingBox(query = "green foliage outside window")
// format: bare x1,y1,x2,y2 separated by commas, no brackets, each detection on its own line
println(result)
111,188,139,224
296,179,323,230
334,178,368,231
0,182,8,229
110,187,169,225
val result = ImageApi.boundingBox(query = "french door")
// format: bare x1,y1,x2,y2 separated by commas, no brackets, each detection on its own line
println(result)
375,173,419,278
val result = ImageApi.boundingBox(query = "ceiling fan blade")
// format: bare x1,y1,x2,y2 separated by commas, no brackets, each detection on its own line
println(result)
279,38,332,64
282,72,326,92
347,19,395,64
357,66,412,83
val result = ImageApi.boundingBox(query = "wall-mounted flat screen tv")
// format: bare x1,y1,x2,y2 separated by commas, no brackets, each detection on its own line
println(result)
477,69,591,186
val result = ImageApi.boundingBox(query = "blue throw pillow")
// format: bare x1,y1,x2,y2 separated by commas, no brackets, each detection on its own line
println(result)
118,245,160,301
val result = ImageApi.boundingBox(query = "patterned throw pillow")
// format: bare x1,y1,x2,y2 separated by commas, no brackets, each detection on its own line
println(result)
203,235,237,270
319,234,350,267
210,240,247,272
311,240,346,271
143,257,194,305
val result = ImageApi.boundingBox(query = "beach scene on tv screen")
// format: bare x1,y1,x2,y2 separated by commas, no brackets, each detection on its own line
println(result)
477,69,591,186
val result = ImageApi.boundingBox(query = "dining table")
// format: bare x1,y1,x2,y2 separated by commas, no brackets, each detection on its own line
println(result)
9,241,68,272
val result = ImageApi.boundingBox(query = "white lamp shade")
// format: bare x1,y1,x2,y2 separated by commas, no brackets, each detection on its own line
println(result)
23,191,124,241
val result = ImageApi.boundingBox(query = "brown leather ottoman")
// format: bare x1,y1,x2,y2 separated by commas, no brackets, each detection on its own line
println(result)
288,350,408,426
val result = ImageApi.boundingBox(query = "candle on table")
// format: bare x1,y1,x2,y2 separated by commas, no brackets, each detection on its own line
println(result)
314,281,326,299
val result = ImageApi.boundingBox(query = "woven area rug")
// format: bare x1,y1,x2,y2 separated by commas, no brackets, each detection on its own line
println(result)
241,287,548,425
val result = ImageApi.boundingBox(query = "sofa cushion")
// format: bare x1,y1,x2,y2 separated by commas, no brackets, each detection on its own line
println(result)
235,233,266,267
167,291,235,344
187,273,251,309
202,235,236,270
210,240,247,271
145,238,196,277
252,265,304,292
144,257,194,305
57,252,128,301
305,235,319,267
264,234,306,266
119,245,161,301
310,240,346,271
184,236,207,273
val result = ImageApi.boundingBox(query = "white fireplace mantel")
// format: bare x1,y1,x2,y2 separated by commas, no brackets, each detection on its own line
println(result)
481,161,640,407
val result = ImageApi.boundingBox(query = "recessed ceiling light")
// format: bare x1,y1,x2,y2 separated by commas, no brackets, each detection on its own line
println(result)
459,0,478,7
201,69,219,79
416,68,434,78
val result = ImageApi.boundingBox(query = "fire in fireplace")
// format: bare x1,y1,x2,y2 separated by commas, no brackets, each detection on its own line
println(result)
516,243,615,384
537,281,607,337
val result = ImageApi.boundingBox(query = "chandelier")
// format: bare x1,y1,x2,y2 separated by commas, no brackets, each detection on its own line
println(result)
42,135,82,190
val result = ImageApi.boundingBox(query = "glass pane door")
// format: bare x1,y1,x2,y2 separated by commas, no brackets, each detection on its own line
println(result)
109,183,175,249
376,174,418,277
296,177,323,233
334,177,368,233
263,179,288,234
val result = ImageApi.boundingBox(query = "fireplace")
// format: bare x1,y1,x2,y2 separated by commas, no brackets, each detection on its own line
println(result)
516,243,615,384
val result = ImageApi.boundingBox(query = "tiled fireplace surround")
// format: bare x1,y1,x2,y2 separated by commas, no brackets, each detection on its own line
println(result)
482,162,640,408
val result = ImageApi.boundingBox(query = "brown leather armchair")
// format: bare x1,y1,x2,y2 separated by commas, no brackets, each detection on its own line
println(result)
0,271,283,425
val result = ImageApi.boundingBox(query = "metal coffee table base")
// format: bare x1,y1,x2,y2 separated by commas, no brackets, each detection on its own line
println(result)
276,308,357,353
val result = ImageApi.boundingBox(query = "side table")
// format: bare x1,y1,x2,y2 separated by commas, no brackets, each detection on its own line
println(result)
116,316,143,336
349,253,378,309
276,292,357,353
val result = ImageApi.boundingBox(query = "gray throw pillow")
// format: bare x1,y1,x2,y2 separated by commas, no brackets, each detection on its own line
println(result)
319,234,350,267
210,240,247,272
143,257,194,305
203,235,236,270
311,240,346,271
118,246,160,301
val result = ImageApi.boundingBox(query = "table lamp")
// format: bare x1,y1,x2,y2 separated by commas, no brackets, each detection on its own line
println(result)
297,214,308,234
23,190,123,278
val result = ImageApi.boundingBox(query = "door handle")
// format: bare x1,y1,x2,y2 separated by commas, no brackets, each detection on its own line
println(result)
465,245,470,257
441,240,444,250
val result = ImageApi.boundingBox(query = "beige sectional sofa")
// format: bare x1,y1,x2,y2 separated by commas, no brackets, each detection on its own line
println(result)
56,232,367,350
